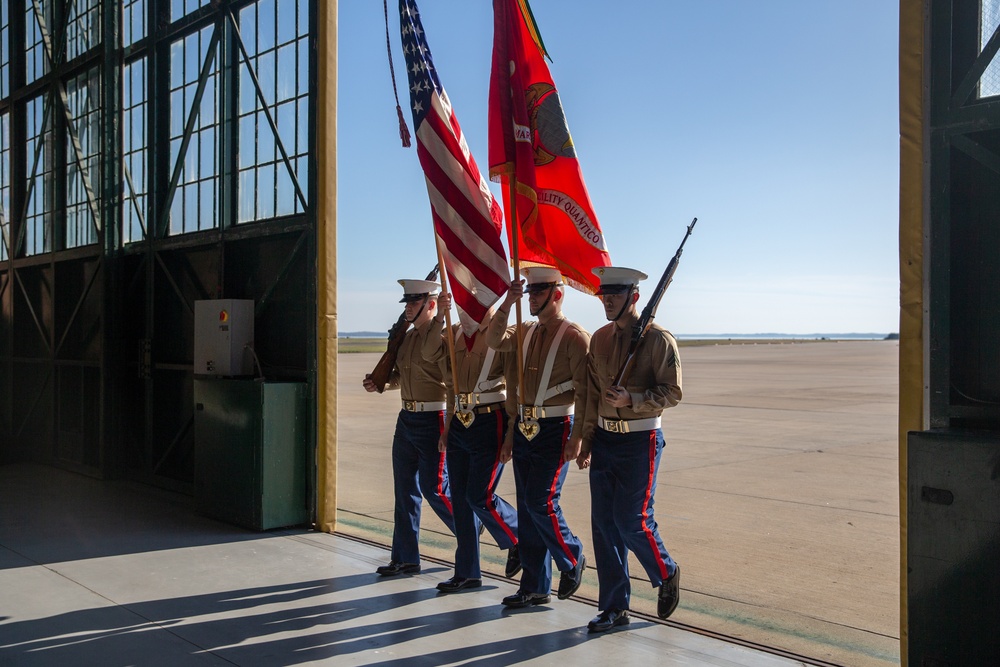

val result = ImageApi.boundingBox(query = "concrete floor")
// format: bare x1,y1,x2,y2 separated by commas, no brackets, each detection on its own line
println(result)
1,464,805,666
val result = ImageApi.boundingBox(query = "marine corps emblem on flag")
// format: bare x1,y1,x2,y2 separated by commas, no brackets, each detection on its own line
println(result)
524,82,576,166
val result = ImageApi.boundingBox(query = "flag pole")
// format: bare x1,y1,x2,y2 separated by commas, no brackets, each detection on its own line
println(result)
434,236,462,413
508,175,525,406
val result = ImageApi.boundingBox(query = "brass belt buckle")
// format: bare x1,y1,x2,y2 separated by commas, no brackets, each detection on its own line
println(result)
605,419,623,433
455,408,475,427
518,406,540,440
455,394,475,427
403,400,416,412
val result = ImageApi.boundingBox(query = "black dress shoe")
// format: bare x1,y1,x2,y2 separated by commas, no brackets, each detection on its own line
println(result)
505,545,522,578
376,561,421,576
657,564,680,619
587,608,630,633
501,590,551,608
557,553,586,599
436,576,483,593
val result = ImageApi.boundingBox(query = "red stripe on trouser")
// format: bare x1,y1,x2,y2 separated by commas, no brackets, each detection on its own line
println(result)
436,411,453,514
643,430,669,580
486,410,517,544
547,417,576,566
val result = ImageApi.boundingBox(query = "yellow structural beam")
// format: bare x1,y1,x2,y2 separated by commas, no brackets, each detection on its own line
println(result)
316,0,339,534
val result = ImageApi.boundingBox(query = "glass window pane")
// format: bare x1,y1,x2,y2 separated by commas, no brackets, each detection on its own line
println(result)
239,115,255,169
122,58,149,243
257,110,274,163
199,180,215,229
66,0,101,62
276,101,294,153
64,67,102,249
170,40,184,90
200,127,215,176
298,0,309,37
123,0,147,47
296,159,307,212
184,183,198,229
257,0,275,52
201,77,217,127
277,0,296,45
169,190,183,236
258,51,275,107
981,1,1000,97
297,99,308,154
276,43,295,102
275,165,293,217
238,169,255,222
257,163,274,218
25,1,52,85
168,27,219,235
297,39,309,97
239,67,255,115
1,2,10,100
24,95,53,255
171,0,210,22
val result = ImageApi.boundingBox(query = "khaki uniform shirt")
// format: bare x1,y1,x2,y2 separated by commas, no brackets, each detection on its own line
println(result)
486,309,591,441
421,314,517,422
581,311,682,454
387,318,447,403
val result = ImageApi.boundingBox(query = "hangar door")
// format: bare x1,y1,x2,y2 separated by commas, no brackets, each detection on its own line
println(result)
0,0,318,494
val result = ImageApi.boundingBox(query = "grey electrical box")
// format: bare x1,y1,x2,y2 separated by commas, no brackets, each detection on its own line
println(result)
194,299,255,376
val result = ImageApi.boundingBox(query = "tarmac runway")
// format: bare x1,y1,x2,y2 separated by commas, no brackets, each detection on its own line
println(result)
337,340,901,667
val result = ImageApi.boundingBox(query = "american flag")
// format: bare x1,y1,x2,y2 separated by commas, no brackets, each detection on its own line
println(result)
400,0,510,336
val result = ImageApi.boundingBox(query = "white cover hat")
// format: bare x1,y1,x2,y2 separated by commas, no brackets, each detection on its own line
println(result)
520,266,563,286
592,266,648,294
398,279,441,302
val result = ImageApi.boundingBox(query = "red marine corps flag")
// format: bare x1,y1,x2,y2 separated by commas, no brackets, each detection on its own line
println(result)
489,0,612,294
400,0,510,336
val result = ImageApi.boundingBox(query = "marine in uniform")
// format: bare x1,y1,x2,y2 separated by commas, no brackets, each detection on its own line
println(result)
486,267,589,608
363,279,456,576
578,266,682,632
421,293,521,593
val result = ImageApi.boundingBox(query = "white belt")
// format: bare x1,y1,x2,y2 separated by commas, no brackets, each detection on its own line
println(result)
402,400,447,413
456,391,506,408
598,416,661,433
519,404,574,420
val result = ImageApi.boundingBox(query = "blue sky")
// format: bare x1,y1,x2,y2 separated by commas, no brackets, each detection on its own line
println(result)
336,1,900,336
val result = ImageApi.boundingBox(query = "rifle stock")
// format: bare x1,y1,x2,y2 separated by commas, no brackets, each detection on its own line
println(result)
611,218,697,387
368,264,439,393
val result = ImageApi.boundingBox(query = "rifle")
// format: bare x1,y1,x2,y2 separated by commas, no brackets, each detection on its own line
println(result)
612,218,697,387
367,264,440,393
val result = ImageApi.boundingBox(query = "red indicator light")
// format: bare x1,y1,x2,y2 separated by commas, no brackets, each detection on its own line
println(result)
219,310,229,322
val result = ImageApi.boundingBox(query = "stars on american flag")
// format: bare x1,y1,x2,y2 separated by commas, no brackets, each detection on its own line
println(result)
400,0,438,123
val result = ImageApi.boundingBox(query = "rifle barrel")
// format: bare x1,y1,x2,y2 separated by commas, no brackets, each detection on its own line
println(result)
618,218,698,384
